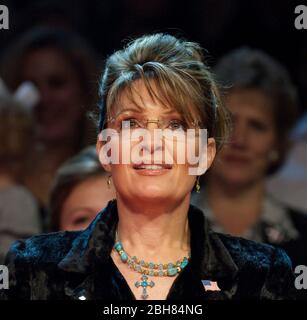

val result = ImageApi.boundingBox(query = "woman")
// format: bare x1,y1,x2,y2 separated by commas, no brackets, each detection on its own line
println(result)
49,146,115,232
0,27,98,207
1,34,295,300
192,48,307,272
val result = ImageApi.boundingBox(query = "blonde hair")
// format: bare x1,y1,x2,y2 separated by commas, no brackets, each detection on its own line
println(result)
98,33,230,149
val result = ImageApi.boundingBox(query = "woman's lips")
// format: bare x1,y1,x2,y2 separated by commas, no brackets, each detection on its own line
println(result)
132,163,172,175
223,155,250,165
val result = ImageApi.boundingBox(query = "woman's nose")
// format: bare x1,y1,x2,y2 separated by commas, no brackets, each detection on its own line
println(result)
231,122,248,148
141,124,163,155
37,84,53,106
145,119,160,130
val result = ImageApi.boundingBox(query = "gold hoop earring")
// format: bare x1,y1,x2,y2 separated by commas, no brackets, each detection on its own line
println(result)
195,176,201,193
107,175,112,189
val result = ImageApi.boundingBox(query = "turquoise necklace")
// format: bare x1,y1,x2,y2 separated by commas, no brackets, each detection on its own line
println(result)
113,236,190,299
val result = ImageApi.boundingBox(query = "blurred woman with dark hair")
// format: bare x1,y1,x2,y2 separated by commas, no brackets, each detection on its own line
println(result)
0,27,99,207
192,47,307,271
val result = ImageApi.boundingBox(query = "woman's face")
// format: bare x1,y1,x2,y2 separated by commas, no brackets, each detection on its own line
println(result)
59,175,115,231
21,48,85,144
211,88,277,188
97,80,216,208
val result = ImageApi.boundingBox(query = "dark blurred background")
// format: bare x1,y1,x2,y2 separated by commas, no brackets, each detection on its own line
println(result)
1,0,306,111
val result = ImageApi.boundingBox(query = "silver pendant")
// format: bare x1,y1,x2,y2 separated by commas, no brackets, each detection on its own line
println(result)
135,275,155,299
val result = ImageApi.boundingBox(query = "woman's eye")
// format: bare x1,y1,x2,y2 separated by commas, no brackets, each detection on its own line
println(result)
121,118,141,129
73,216,88,225
167,120,186,130
249,120,268,132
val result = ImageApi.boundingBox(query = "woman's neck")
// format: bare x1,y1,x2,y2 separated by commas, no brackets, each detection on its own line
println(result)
207,176,265,236
115,194,191,263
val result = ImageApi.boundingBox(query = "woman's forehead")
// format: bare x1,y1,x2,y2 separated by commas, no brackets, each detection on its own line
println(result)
110,89,182,117
107,78,200,123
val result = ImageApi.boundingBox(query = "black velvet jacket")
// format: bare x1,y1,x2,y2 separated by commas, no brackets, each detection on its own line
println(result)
0,200,295,300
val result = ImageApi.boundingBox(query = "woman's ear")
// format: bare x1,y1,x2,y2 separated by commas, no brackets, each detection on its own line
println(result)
206,138,216,169
188,137,216,175
96,135,112,172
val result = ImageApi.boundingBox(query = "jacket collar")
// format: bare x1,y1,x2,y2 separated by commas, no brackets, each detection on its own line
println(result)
58,199,239,298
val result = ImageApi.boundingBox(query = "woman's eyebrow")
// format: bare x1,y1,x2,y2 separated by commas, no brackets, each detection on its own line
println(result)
66,207,96,216
114,107,181,117
114,107,142,116
163,109,181,115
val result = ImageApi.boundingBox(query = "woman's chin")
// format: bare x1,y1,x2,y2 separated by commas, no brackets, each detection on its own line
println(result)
132,186,171,202
215,167,255,186
221,174,257,189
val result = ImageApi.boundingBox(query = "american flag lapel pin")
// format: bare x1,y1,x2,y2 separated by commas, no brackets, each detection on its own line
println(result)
202,280,221,291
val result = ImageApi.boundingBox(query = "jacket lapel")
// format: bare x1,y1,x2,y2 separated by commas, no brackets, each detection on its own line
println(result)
57,199,118,300
188,205,239,299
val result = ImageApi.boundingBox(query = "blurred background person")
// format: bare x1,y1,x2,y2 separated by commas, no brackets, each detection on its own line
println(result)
267,46,307,213
0,27,99,209
0,79,41,264
192,47,307,269
48,146,115,232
